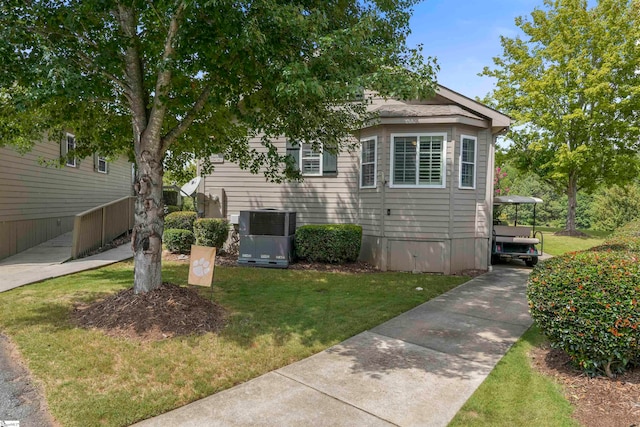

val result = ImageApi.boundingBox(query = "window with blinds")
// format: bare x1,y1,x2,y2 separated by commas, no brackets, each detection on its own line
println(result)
286,141,338,177
391,133,446,188
360,136,377,188
459,135,476,189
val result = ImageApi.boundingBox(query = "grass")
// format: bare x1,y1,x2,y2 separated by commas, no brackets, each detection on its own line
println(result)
536,227,610,256
452,227,611,426
0,261,467,427
449,326,579,427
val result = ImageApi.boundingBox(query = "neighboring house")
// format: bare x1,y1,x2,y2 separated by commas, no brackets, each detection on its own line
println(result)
198,85,511,274
0,133,133,260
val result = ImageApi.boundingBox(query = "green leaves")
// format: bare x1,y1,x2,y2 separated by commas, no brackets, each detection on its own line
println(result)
1,0,436,181
485,0,640,230
527,220,640,377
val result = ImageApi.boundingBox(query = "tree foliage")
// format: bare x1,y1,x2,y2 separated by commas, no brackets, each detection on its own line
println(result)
0,0,437,292
590,183,640,231
483,0,640,233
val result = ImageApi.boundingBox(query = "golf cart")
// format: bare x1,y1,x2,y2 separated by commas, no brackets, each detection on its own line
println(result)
492,196,544,267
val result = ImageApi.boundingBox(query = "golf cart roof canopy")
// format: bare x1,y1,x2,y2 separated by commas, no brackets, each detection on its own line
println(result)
494,195,543,205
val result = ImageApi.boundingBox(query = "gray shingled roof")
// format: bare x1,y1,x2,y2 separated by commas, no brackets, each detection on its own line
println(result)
373,104,484,121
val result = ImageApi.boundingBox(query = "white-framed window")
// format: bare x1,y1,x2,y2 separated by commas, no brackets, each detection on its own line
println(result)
95,154,108,174
64,133,77,167
286,141,337,177
459,135,477,189
390,133,446,188
360,136,377,188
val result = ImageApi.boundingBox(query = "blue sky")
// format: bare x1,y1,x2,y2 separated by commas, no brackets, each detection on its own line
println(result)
407,0,543,100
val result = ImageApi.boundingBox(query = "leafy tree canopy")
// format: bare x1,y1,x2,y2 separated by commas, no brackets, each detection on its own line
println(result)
483,0,640,233
0,0,437,292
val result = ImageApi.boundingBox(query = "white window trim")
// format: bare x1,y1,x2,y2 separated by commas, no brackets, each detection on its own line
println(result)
389,132,447,189
97,155,108,174
459,134,477,190
298,143,324,176
360,136,377,189
65,133,77,167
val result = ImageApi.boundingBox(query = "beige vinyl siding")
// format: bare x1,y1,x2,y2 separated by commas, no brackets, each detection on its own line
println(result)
0,140,133,259
201,90,508,274
203,138,360,226
380,124,453,240
357,129,384,236
0,142,132,221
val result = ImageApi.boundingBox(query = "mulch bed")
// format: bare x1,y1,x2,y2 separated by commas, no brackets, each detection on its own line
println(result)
71,282,226,341
163,251,486,277
530,344,640,427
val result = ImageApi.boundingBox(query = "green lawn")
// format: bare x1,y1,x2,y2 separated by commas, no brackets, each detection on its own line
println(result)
449,326,579,427
537,227,610,256
0,261,467,427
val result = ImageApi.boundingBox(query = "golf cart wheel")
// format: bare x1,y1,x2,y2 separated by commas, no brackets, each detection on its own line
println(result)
525,257,539,267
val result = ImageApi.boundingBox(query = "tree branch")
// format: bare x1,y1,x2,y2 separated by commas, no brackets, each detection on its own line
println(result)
161,85,212,153
75,50,131,95
144,1,186,146
115,4,149,146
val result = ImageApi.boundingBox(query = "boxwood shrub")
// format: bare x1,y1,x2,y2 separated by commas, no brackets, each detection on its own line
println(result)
163,229,195,254
527,233,640,377
194,218,229,249
164,211,197,232
165,205,181,214
295,224,362,263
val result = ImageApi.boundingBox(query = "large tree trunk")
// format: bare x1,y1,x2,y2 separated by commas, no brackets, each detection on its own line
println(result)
563,173,581,235
132,148,165,293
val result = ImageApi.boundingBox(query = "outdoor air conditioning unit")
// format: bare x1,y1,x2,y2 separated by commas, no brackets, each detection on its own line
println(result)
237,209,296,268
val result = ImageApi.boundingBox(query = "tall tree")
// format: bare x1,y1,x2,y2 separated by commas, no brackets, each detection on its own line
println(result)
483,0,640,235
0,1,437,292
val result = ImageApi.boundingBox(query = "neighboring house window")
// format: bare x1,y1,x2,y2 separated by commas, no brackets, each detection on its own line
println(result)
286,141,338,176
459,135,477,189
94,154,108,174
360,136,377,188
64,133,77,167
390,133,446,188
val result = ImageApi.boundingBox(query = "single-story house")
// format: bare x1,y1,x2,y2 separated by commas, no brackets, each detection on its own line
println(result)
198,85,511,274
0,133,133,260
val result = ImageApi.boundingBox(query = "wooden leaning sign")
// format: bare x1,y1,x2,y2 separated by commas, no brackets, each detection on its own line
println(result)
188,245,216,287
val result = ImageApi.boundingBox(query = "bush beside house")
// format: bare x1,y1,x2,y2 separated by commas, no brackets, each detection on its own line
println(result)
295,224,362,263
165,211,198,232
527,220,640,377
194,218,229,249
163,229,195,253
163,211,198,254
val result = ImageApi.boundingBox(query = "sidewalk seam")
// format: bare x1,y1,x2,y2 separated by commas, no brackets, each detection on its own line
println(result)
273,370,400,426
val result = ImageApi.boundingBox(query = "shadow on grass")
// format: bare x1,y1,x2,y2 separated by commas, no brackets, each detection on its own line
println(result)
7,302,76,333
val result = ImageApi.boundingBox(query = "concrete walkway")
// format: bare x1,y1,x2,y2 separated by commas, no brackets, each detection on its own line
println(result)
0,234,133,293
133,265,533,427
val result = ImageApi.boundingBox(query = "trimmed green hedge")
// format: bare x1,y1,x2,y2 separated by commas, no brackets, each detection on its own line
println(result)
165,205,181,214
164,211,197,232
194,218,229,249
527,220,640,377
163,229,194,254
295,224,362,263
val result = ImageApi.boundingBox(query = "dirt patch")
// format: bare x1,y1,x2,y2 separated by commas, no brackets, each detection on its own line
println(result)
530,344,640,427
71,282,226,342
